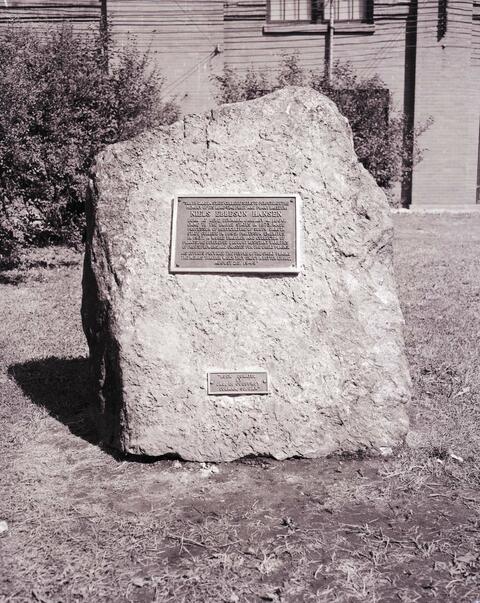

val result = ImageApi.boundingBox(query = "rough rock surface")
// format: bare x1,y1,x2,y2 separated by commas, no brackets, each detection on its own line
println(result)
82,86,411,462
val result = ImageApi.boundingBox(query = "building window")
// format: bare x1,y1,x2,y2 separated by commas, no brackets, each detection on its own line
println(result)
268,0,370,22
268,0,312,22
326,0,368,21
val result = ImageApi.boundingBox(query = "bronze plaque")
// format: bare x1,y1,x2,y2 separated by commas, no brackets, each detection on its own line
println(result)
207,371,269,395
170,195,299,273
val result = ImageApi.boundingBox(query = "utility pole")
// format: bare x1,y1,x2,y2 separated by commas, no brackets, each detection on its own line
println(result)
327,0,335,84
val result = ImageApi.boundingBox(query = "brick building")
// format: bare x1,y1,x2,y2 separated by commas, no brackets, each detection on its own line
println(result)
2,0,480,207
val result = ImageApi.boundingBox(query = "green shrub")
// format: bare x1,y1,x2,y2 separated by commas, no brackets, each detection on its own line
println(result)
215,56,431,200
0,25,179,263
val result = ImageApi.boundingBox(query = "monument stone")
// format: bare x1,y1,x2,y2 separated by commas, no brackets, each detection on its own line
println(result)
82,86,411,461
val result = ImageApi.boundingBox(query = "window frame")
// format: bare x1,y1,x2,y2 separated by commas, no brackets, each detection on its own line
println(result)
266,0,373,25
266,0,313,24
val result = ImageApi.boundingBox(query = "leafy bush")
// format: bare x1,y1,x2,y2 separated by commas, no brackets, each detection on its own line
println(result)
0,25,179,263
215,56,431,200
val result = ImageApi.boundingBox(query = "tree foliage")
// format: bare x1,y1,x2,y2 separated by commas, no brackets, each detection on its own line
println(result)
215,56,431,199
0,25,179,263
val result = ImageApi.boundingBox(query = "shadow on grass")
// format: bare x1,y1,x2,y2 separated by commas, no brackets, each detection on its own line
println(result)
8,356,99,447
8,356,179,462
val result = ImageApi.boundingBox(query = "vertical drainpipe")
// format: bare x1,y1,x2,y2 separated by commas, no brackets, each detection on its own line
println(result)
326,0,335,83
476,119,480,203
401,0,418,207
100,0,108,69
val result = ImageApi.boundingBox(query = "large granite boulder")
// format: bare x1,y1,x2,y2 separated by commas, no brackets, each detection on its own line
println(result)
82,86,411,461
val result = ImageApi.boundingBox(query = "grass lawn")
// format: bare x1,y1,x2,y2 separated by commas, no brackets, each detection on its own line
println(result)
1,213,479,602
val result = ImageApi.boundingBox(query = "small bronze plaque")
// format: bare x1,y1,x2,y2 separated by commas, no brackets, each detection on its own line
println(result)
207,371,269,395
170,195,299,273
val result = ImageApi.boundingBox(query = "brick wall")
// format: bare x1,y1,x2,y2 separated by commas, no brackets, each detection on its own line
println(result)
223,0,479,205
106,0,224,116
412,0,480,205
0,0,100,33
224,0,410,108
0,0,225,116
1,0,479,205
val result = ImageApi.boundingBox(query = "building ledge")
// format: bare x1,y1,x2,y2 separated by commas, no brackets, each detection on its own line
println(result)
335,21,375,33
263,21,375,34
393,205,480,214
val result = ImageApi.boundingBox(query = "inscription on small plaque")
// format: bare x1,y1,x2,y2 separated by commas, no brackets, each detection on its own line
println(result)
207,371,269,395
170,195,299,273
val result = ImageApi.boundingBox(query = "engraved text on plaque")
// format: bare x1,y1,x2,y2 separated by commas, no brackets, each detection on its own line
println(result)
170,195,299,273
207,371,269,395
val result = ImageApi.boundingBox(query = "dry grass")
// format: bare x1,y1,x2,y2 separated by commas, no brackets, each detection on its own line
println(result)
1,214,480,602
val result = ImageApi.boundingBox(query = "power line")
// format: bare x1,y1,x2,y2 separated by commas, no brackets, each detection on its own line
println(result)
171,0,219,45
